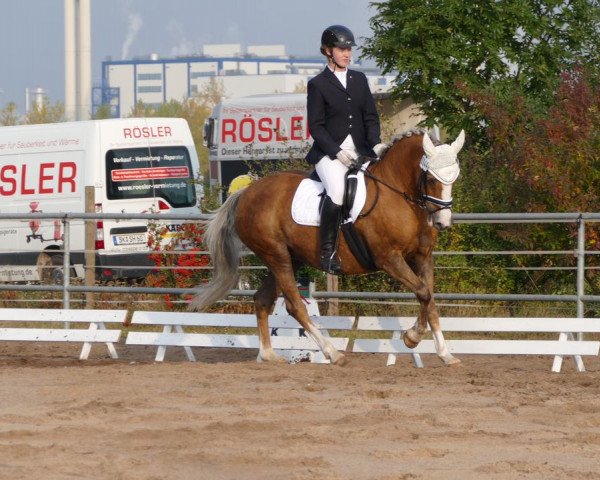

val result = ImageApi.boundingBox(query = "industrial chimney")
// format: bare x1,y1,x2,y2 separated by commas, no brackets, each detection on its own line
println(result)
64,0,91,121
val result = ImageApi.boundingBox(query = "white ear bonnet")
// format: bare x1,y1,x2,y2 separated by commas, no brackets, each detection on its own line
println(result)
419,130,465,184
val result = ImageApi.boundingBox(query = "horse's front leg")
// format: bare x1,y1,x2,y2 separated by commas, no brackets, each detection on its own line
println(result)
409,252,460,366
381,252,431,344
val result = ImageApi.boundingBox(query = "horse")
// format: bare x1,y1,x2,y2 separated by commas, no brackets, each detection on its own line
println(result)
190,128,465,366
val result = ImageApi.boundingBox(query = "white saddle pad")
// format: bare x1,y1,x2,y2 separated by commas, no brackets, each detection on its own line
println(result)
291,167,368,226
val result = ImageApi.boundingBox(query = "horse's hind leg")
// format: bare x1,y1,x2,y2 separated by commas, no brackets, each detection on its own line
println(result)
254,272,285,363
270,263,347,366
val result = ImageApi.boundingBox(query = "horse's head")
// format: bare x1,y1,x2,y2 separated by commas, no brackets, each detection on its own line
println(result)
419,130,465,230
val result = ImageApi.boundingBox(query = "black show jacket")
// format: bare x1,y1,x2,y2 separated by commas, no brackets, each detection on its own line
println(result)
305,67,381,165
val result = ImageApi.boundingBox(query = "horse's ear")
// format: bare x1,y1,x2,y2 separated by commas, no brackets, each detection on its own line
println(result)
422,132,436,157
451,130,466,153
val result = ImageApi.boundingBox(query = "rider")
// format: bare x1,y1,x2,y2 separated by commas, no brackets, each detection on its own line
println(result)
306,24,388,274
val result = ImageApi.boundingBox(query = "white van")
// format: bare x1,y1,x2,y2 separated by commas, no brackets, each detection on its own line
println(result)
0,117,202,282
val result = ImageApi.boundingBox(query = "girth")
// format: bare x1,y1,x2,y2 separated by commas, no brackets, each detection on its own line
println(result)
340,168,377,271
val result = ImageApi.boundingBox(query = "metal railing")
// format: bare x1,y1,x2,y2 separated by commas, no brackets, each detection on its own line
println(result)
1,211,599,315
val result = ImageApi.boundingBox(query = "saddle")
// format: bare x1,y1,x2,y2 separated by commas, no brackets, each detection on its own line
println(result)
291,166,377,271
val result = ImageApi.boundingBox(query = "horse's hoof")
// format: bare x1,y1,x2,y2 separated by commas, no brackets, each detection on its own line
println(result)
402,330,420,349
442,356,462,367
257,351,287,363
331,352,348,366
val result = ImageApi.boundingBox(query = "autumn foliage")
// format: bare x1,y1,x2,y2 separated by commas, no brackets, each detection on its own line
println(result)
457,67,600,246
144,222,211,309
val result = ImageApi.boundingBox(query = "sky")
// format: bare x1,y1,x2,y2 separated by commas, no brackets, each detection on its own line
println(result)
0,0,379,114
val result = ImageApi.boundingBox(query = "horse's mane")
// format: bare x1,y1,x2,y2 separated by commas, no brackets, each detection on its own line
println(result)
390,127,441,146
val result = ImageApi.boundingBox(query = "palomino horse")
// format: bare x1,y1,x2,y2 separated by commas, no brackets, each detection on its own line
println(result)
191,128,465,366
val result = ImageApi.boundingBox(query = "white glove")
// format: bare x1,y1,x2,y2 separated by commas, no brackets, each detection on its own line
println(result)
373,142,391,159
336,149,359,168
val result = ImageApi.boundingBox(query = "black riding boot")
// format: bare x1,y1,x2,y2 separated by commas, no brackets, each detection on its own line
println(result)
319,195,343,274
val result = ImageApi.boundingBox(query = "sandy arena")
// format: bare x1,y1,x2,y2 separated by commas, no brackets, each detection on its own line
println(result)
0,342,599,480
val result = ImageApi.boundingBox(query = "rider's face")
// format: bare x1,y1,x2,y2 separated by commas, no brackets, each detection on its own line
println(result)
329,46,352,69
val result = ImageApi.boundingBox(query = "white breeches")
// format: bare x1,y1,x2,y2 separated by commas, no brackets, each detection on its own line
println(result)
315,156,349,205
315,135,359,206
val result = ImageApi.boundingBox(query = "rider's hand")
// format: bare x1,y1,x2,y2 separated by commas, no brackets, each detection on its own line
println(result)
336,150,359,168
373,142,391,159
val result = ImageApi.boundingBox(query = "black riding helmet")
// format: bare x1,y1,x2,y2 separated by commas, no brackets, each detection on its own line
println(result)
320,25,356,55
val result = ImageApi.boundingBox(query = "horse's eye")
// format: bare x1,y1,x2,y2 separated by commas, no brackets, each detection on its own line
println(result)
427,176,437,187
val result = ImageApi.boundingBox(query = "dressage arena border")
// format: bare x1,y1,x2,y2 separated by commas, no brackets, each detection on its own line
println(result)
1,308,600,372
0,308,126,360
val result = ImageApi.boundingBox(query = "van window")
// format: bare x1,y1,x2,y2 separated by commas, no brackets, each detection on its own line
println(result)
106,146,196,207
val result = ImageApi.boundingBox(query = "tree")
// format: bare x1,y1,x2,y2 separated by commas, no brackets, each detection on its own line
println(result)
92,104,113,120
363,0,600,138
475,67,600,213
0,102,19,126
198,77,227,108
293,80,307,93
23,97,65,124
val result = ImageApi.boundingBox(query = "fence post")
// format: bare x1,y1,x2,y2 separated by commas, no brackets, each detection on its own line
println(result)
326,273,339,315
577,217,585,323
84,186,96,309
62,217,71,323
552,216,587,373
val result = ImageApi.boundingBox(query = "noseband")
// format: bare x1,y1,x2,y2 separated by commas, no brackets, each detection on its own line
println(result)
417,169,453,214
360,160,454,218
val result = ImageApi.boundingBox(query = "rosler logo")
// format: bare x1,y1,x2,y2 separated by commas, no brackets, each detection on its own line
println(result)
0,162,77,196
123,126,173,139
221,116,309,143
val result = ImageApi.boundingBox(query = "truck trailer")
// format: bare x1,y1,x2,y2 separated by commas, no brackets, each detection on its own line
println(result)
203,93,312,200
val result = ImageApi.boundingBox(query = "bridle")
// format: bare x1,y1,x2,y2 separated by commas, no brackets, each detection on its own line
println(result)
416,166,454,213
358,156,454,218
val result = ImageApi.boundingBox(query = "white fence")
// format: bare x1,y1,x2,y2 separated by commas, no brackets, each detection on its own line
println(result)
1,307,599,372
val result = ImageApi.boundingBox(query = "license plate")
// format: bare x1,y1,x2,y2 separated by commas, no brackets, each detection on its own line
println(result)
113,233,147,245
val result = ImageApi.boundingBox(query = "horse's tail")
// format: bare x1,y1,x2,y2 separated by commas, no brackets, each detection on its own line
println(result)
189,190,245,311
